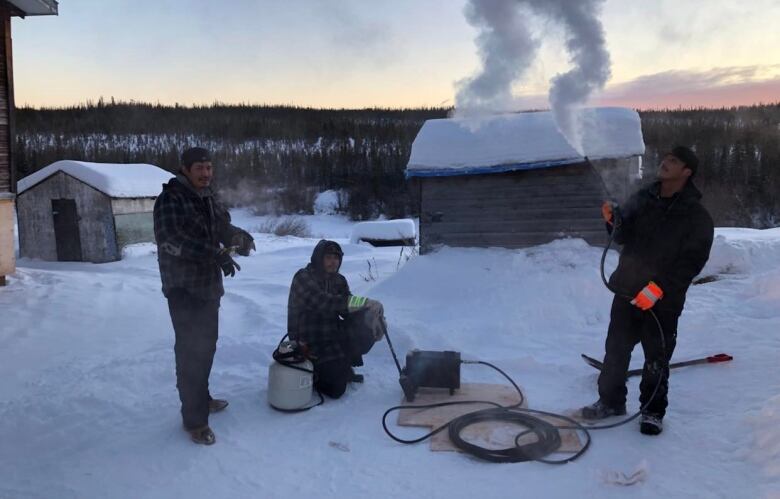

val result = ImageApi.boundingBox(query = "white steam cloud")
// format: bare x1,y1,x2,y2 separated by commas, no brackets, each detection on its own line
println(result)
456,0,612,153
454,1,540,114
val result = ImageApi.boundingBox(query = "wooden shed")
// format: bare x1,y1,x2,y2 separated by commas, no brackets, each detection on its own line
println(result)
16,161,173,262
0,0,58,284
406,107,645,253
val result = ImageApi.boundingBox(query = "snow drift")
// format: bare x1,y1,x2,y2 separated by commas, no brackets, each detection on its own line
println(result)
1,215,778,498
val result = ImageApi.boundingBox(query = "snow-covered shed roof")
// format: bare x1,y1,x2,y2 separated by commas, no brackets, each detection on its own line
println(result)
17,161,174,198
406,107,644,178
350,219,417,244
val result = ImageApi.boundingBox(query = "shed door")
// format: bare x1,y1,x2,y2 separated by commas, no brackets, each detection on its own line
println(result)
52,199,83,261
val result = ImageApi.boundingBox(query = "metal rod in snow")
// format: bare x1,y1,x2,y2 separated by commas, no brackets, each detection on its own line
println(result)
383,329,404,376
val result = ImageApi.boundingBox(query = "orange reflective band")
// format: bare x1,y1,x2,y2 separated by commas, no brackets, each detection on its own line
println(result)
631,282,664,311
646,281,664,299
632,294,654,311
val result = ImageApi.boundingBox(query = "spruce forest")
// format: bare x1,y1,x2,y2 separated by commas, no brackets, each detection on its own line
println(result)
15,101,780,227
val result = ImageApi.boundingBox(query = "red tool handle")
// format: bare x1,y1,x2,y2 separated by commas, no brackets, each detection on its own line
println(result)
706,353,733,363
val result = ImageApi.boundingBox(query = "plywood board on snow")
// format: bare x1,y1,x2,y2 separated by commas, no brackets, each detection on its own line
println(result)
396,383,583,454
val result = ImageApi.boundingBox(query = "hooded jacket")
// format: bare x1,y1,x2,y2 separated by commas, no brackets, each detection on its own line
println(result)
153,175,242,300
287,240,352,364
609,180,714,312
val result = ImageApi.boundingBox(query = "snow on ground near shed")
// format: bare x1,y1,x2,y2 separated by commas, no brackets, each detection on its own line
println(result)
228,208,356,240
313,190,341,215
16,160,174,198
406,107,644,175
1,217,779,499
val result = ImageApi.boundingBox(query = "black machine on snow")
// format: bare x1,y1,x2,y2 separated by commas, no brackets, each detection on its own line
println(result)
382,325,461,402
381,327,592,464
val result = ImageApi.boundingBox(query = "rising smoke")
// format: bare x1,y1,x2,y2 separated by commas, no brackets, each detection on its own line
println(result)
454,0,541,115
456,0,612,153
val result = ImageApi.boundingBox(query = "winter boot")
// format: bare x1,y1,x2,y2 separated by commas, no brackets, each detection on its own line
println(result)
640,414,663,435
187,425,216,445
580,400,627,420
350,368,364,384
208,398,229,413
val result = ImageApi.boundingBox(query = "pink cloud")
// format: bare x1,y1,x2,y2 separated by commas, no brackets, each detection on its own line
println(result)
595,66,780,109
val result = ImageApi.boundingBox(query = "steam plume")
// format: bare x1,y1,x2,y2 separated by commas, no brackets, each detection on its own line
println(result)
456,0,612,152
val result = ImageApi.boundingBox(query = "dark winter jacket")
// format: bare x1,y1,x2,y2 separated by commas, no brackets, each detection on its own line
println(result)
153,175,242,300
609,180,714,312
287,240,351,364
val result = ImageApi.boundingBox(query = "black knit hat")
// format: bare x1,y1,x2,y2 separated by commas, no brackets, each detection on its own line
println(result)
310,240,343,272
668,145,699,177
181,147,211,167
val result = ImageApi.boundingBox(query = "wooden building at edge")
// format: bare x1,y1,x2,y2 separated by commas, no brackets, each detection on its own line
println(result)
0,0,58,285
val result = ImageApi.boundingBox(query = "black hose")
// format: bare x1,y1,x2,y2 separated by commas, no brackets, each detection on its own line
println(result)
585,186,667,430
382,360,593,463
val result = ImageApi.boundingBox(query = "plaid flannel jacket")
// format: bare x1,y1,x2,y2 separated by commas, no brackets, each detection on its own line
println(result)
153,176,241,300
287,264,351,364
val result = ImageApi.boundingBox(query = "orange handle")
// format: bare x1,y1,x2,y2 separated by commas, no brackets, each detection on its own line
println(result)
706,353,733,363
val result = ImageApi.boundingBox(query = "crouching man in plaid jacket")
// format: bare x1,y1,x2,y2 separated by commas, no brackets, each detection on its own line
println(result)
287,240,386,399
153,147,255,445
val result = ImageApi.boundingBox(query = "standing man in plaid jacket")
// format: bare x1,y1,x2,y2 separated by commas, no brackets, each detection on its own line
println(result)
287,240,385,399
153,147,255,445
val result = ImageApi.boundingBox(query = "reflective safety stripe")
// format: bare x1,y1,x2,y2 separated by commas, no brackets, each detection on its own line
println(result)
646,281,664,299
640,288,658,302
349,295,367,308
632,282,664,310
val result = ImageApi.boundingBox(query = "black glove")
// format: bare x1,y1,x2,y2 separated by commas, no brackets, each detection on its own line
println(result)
216,248,241,277
611,204,623,228
231,229,256,257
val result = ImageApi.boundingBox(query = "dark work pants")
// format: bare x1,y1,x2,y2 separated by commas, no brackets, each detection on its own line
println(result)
314,317,377,399
314,359,352,399
167,289,220,430
598,297,679,418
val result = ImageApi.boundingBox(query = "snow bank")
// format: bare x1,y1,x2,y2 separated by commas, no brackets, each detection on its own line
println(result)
747,395,780,479
701,228,780,276
350,219,417,244
228,208,356,240
121,242,157,259
17,160,173,198
406,107,644,177
313,190,341,215
368,239,615,364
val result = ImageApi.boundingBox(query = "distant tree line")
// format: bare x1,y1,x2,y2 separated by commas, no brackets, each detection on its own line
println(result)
640,105,780,227
14,100,780,227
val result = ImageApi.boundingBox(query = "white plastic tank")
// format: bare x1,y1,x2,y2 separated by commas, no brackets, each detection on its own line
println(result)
267,342,314,410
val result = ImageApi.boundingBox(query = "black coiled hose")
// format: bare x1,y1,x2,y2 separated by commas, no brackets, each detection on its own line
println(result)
382,359,593,464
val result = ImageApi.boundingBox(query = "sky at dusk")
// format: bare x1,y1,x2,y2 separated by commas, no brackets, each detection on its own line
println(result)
12,0,780,110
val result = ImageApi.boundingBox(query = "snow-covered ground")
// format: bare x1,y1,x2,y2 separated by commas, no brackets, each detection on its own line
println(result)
1,213,779,499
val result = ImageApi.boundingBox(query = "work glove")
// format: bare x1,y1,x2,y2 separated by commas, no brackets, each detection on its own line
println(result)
631,281,663,311
216,248,241,277
348,295,369,313
231,229,256,257
603,201,624,226
361,298,387,341
374,312,388,341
